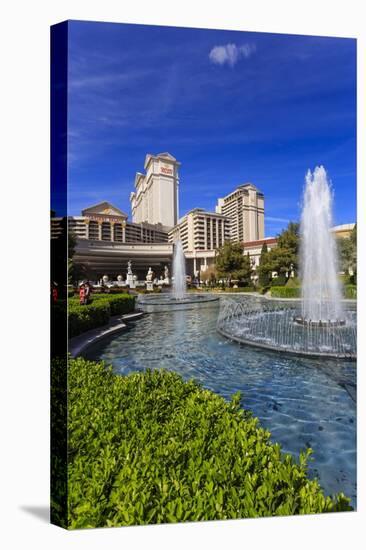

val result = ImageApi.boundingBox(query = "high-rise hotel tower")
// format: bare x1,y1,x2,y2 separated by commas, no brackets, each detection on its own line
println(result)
216,183,264,242
130,152,180,230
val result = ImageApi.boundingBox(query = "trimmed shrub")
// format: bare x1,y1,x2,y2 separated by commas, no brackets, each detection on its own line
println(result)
349,273,356,285
271,273,287,286
68,294,136,337
66,358,351,529
271,286,301,298
104,287,133,294
68,301,111,338
68,294,136,338
285,277,300,288
91,294,136,316
343,285,357,299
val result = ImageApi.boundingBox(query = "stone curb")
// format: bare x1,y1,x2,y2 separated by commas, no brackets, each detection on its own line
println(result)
69,310,144,357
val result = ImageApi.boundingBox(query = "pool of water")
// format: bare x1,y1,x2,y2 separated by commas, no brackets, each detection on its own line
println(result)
84,299,357,507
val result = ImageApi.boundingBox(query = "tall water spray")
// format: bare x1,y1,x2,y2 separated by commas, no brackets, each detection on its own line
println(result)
300,166,343,323
172,240,187,300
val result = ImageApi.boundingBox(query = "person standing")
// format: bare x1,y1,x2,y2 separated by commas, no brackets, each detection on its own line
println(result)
79,283,86,305
85,281,91,304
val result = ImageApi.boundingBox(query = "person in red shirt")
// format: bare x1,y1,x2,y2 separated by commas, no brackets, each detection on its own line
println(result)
79,283,86,305
52,282,58,303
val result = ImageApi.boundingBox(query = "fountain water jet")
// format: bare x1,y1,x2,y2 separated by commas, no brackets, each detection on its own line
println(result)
137,239,218,309
217,166,356,359
298,166,344,325
172,240,187,300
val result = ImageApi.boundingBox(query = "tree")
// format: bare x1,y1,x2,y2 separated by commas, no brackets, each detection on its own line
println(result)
262,222,300,279
337,224,357,281
200,265,217,287
275,221,300,272
215,242,252,286
257,243,270,287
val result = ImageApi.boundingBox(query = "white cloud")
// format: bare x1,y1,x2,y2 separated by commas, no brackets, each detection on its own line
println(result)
209,43,256,67
266,216,291,223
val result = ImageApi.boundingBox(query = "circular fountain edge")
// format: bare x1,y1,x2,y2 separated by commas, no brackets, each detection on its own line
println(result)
217,325,356,361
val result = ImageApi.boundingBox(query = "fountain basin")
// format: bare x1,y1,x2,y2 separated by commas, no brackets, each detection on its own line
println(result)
293,317,346,328
138,293,219,312
217,298,356,360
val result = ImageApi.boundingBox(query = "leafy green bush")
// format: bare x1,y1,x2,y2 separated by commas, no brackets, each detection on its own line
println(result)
68,301,111,338
270,286,301,298
67,358,351,529
271,273,287,286
343,284,357,299
104,287,133,294
90,294,136,316
259,285,271,295
349,273,357,285
68,294,136,337
285,277,300,288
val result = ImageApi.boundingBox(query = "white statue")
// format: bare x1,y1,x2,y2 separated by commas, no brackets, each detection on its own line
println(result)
102,274,109,285
164,265,169,280
117,274,123,282
146,267,153,282
126,260,135,288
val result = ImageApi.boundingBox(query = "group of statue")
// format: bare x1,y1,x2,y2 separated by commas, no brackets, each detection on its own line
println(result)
146,265,170,286
101,261,169,290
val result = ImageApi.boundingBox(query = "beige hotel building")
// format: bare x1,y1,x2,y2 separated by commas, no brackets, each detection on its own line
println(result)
52,152,270,279
168,208,231,275
130,152,180,230
168,182,266,276
216,183,265,243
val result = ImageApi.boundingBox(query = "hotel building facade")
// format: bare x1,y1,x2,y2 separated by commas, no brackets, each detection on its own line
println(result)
216,183,265,243
52,152,273,281
130,152,180,230
51,201,172,280
168,208,231,275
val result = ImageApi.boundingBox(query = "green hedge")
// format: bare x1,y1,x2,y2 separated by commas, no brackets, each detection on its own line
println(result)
271,273,287,286
343,285,357,299
66,358,351,529
270,286,301,298
286,277,300,288
68,302,111,338
91,294,136,316
68,294,135,338
270,285,357,300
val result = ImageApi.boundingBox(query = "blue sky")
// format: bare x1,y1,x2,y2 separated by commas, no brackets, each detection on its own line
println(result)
66,20,356,236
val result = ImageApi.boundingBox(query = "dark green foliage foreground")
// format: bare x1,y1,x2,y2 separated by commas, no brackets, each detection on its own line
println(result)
67,358,351,529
